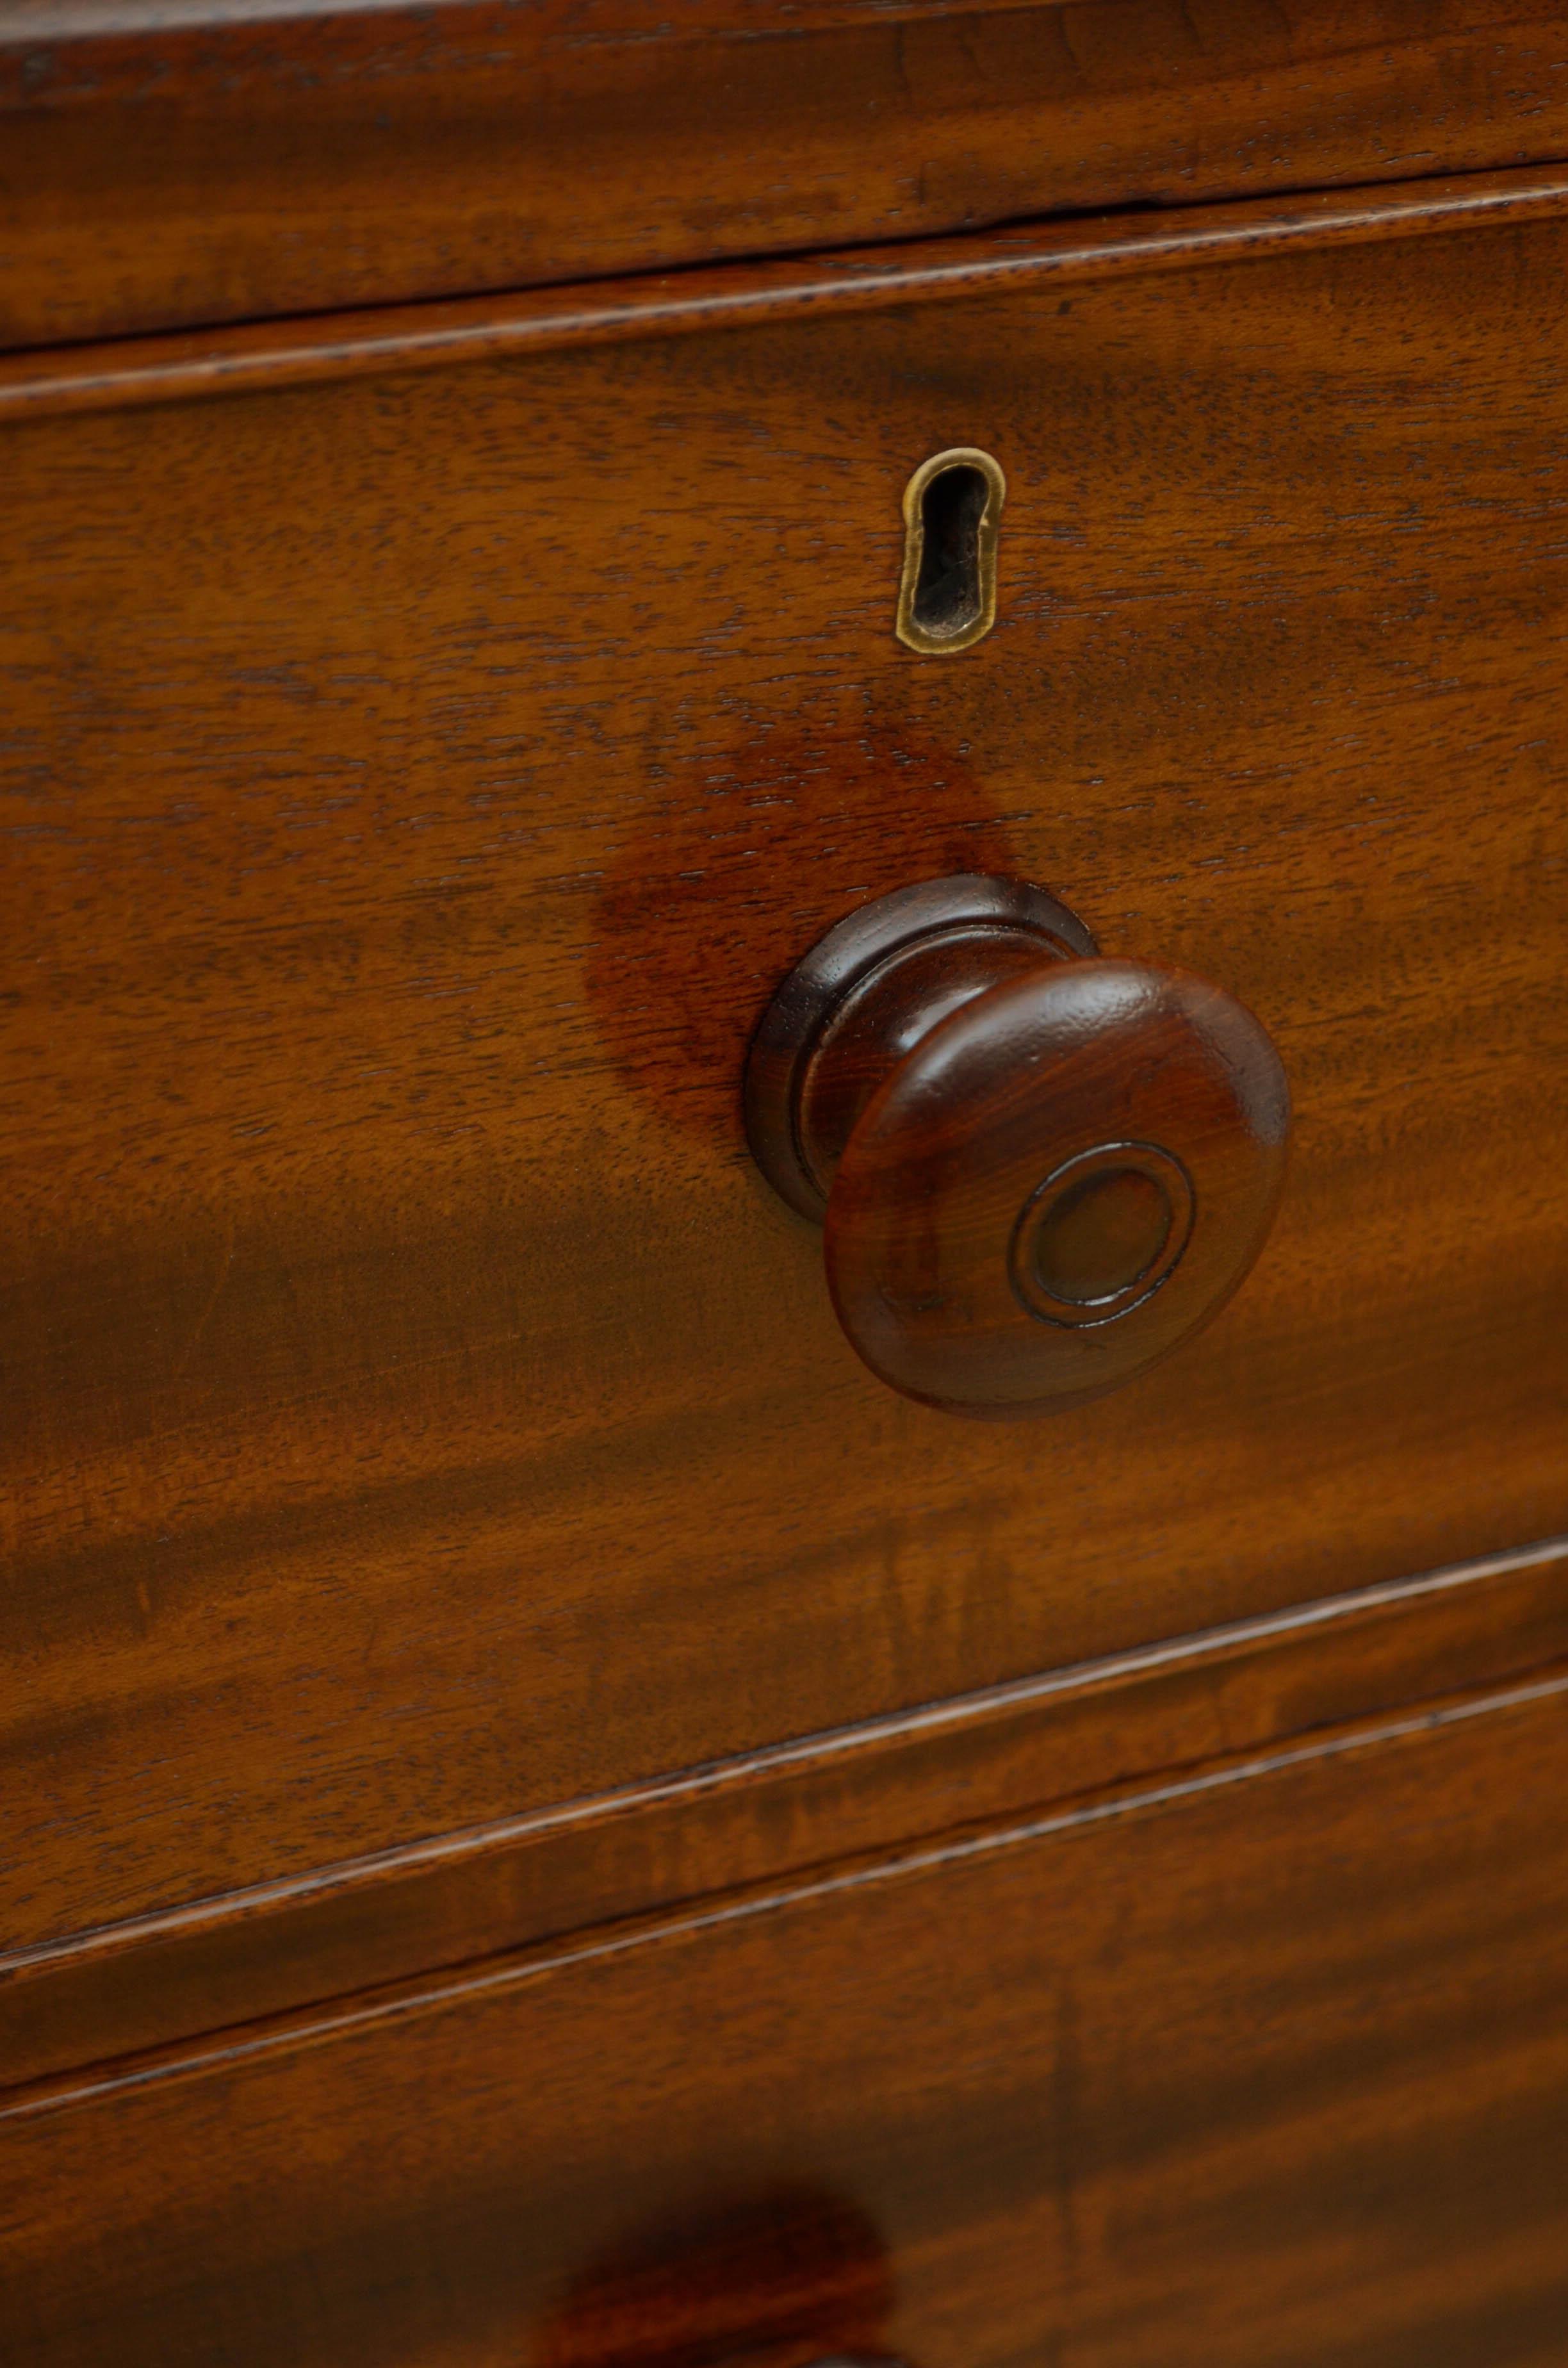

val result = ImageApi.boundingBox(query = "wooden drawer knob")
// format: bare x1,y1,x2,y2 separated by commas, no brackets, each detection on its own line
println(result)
745,875,1289,1417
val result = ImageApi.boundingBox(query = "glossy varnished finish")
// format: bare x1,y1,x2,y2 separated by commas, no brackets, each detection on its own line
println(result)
5,1678,1568,2365
3,42,1567,2344
746,876,1098,1218
747,876,1289,1415
7,1,1568,349
4,165,1568,429
831,961,1288,1413
3,1534,1566,2092
4,187,1568,1956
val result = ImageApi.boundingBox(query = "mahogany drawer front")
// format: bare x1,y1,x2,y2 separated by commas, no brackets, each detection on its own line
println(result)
7,0,1568,350
4,176,1568,1960
6,1677,1568,2367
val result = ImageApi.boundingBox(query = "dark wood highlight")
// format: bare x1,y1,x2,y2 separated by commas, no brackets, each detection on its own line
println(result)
5,1675,1568,2366
6,1,1568,351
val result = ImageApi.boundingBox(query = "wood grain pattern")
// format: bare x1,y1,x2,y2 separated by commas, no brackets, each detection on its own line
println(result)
3,1536,1567,2093
5,163,1568,427
6,0,1568,350
4,184,1568,1958
5,1675,1568,2366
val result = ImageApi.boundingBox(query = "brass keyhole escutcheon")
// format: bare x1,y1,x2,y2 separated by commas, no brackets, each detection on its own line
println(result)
895,447,1005,655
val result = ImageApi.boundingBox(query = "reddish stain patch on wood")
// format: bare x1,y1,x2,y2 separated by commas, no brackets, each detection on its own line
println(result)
530,2186,896,2368
587,720,1020,1137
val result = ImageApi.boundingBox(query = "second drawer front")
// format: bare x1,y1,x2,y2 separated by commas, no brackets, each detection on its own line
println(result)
3,192,1568,1950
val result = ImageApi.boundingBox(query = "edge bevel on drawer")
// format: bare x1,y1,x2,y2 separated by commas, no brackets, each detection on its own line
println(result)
5,1674,1568,2367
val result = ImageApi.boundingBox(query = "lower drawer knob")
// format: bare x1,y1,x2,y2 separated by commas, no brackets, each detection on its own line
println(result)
744,874,1290,1418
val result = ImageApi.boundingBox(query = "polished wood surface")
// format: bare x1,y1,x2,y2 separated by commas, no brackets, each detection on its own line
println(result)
4,1534,1565,2092
745,874,1100,1217
5,163,1568,428
746,874,1289,1415
830,957,1287,1414
4,176,1568,1957
4,33,1567,2344
748,876,1288,1402
6,1673,1568,2366
6,1,1568,350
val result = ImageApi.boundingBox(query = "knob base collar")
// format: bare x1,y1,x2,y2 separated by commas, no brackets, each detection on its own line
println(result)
744,875,1098,1222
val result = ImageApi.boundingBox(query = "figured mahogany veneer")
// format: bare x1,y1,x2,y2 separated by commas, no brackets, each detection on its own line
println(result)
3,1531,1565,2093
6,0,1568,349
746,876,1289,1415
4,35,1568,2359
3,170,1568,1971
6,1673,1568,2367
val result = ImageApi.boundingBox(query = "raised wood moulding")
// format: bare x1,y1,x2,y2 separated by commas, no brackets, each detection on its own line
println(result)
3,1536,1566,2094
3,163,1568,425
9,1667,1568,2133
6,0,1568,349
8,1673,1568,2363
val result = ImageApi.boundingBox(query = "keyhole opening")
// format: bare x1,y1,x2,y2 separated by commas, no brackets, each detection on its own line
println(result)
896,447,1005,656
915,465,987,634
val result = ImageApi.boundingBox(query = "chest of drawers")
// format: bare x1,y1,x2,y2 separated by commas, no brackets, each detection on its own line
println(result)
3,7,1568,2361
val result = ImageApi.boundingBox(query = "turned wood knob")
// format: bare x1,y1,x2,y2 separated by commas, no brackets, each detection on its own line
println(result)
745,875,1289,1418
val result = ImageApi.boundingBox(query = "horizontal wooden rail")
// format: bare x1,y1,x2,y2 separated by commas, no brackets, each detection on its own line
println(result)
4,1533,1567,2093
7,0,1568,350
3,162,1568,426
